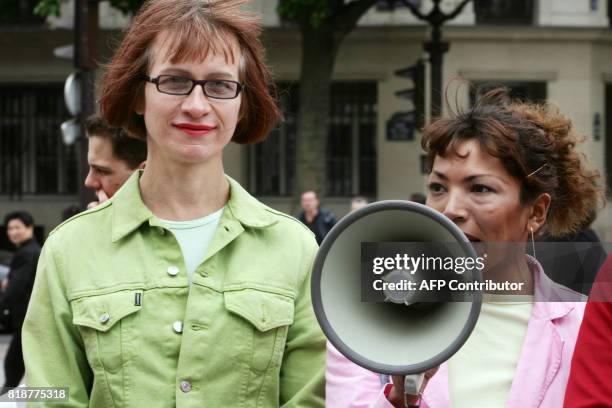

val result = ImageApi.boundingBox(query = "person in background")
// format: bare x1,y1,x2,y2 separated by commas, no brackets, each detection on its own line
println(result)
84,115,147,208
350,196,369,213
539,211,606,295
60,204,83,222
0,211,40,394
409,192,426,205
59,117,146,218
298,189,337,244
563,255,612,406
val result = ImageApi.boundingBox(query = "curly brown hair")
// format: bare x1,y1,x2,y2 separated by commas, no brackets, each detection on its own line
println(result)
421,87,604,236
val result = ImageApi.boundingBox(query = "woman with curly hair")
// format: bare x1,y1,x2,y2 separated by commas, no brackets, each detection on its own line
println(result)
326,87,604,408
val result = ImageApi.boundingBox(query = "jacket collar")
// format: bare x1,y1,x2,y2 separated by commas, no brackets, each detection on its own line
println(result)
528,255,583,321
111,170,277,242
224,176,277,229
423,258,580,408
17,237,37,249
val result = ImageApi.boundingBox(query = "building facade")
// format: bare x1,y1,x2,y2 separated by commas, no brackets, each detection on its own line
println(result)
1,0,612,242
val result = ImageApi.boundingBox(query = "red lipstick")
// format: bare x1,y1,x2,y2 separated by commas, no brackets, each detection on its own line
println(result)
174,123,216,137
463,233,481,242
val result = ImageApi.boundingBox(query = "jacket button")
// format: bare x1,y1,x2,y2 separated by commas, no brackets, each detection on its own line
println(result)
167,266,179,276
180,380,192,393
99,313,110,324
173,320,183,333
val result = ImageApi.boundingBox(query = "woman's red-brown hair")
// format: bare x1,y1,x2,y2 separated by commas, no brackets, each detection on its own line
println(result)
421,87,604,237
99,0,281,144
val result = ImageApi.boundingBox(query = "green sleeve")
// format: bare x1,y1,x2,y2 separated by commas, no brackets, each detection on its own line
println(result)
22,236,93,408
280,237,326,408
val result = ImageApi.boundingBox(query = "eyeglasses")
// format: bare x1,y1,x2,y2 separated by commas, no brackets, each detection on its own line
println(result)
143,75,243,99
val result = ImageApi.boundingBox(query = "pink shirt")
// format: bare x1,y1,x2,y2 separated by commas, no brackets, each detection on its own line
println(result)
326,258,585,408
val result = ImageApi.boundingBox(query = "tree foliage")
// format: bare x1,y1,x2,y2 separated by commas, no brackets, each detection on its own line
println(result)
277,0,375,35
277,0,331,27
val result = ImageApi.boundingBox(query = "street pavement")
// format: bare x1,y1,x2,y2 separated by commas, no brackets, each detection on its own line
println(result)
0,335,9,386
0,335,20,407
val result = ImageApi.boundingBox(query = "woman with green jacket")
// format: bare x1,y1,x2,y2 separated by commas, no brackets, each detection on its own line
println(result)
22,1,325,406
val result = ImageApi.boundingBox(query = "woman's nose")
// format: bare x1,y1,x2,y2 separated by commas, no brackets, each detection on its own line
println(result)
441,192,468,223
181,85,212,117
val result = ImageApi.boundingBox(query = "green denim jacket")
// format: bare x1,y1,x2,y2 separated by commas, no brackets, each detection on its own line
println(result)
22,172,325,408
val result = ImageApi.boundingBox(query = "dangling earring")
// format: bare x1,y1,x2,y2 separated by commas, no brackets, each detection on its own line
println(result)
530,226,536,259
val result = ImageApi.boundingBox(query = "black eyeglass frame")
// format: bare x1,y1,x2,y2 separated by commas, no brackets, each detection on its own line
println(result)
143,75,244,99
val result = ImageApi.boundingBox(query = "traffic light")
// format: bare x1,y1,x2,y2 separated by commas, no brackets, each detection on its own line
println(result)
394,58,426,129
60,72,82,145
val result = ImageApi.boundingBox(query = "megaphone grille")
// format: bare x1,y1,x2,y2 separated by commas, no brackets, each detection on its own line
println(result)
312,201,482,375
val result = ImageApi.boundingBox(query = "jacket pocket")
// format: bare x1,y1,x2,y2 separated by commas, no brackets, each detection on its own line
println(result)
71,289,142,373
224,288,294,373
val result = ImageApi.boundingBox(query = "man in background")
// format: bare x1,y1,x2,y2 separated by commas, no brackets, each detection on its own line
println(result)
409,192,426,205
0,211,40,393
350,196,369,213
297,190,337,245
84,115,147,208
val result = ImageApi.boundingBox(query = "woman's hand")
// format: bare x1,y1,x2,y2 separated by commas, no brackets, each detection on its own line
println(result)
386,367,439,407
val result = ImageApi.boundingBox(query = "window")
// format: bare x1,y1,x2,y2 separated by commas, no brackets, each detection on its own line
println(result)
249,81,378,197
0,84,77,196
328,82,378,197
470,81,547,104
474,0,534,25
249,84,298,196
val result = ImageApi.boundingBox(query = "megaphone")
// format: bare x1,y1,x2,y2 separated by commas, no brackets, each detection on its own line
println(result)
311,200,482,381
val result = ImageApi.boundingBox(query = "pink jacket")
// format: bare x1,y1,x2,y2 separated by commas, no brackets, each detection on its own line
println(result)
326,259,585,408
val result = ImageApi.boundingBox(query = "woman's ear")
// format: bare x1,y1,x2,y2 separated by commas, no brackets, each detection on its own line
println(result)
529,193,551,233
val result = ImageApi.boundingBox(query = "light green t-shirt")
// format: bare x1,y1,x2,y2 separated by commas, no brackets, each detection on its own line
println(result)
448,297,533,408
158,207,224,284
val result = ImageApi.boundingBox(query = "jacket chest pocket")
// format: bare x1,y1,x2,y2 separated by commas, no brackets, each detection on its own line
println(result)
71,290,142,373
224,289,294,373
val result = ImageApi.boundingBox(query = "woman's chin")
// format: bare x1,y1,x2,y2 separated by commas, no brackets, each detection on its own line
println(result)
166,145,224,165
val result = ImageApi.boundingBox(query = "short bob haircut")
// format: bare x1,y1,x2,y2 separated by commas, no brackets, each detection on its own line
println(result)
421,87,604,237
99,0,281,144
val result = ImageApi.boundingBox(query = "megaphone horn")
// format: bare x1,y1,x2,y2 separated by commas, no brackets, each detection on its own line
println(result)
311,200,482,376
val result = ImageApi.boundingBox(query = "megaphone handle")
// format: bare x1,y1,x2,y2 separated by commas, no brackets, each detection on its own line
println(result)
404,373,424,403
